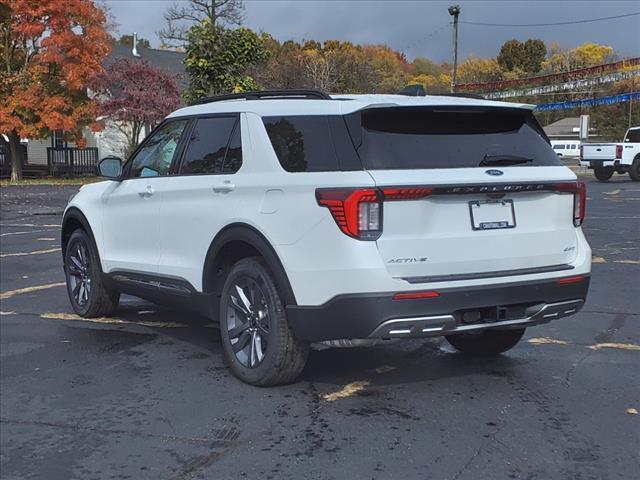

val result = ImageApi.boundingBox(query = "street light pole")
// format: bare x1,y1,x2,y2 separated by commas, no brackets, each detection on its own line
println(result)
448,5,461,93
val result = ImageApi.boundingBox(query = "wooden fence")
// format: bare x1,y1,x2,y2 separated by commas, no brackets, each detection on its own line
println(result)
46,147,98,177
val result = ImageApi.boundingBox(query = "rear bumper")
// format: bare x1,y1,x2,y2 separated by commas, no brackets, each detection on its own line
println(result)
586,160,626,169
286,276,590,341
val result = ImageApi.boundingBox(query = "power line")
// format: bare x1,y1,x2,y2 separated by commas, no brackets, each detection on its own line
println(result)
401,23,449,52
461,11,640,27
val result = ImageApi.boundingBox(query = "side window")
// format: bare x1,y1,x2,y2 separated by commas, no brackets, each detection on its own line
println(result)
222,123,242,174
179,117,238,175
263,116,340,172
128,120,188,178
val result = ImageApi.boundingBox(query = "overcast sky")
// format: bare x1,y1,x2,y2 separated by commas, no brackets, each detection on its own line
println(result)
104,0,640,62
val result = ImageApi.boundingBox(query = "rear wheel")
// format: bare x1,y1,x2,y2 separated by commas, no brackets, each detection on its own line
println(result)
445,328,525,356
593,166,614,181
64,229,119,317
219,257,309,386
629,157,640,181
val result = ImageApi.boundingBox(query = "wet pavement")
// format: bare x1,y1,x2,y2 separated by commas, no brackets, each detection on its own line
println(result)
1,176,639,480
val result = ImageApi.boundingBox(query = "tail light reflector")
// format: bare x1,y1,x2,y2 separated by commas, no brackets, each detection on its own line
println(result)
557,275,586,285
393,290,440,300
616,144,623,159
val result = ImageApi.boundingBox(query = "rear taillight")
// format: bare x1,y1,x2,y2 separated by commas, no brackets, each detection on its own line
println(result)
381,187,433,201
316,187,434,240
616,144,623,159
554,181,586,227
316,188,382,240
574,181,586,226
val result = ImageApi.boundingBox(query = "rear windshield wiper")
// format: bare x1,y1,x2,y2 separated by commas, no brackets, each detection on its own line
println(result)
480,155,533,166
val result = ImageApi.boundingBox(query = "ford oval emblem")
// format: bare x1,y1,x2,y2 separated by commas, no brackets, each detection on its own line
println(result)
485,169,504,176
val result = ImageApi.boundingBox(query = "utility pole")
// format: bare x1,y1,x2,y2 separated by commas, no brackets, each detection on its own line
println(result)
448,5,461,93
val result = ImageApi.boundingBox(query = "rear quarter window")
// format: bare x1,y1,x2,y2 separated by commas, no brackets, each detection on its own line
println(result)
262,115,361,172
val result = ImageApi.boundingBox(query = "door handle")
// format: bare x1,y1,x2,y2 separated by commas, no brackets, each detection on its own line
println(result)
212,180,235,194
138,185,154,198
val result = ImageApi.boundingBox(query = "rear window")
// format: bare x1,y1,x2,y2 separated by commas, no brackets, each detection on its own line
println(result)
262,115,361,172
626,129,640,142
350,107,562,170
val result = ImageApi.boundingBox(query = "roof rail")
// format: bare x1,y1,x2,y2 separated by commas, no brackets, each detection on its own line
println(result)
193,89,332,105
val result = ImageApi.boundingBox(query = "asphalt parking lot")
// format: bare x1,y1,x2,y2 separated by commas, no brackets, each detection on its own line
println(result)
1,174,638,480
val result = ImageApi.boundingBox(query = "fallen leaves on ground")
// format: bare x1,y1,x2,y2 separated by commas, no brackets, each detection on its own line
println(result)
323,381,370,402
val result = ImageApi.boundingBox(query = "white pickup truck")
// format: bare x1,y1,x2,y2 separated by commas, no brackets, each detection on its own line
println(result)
580,126,640,181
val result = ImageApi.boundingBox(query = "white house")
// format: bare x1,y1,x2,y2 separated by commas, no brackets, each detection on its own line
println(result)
25,36,186,174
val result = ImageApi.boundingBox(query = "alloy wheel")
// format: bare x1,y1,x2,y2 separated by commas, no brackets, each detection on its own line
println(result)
226,277,270,368
66,240,92,306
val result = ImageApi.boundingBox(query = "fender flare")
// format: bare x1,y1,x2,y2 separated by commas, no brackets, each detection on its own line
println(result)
61,207,100,262
202,223,297,306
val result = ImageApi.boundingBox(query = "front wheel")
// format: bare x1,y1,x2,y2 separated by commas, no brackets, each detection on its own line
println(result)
593,166,614,181
219,257,309,386
445,328,525,356
64,229,119,317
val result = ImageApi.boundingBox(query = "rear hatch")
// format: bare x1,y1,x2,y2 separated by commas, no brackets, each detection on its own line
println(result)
349,105,581,281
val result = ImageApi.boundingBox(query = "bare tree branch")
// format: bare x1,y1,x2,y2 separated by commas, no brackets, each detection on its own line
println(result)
157,0,244,48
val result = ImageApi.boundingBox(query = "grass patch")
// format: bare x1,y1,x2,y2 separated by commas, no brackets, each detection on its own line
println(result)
0,177,101,187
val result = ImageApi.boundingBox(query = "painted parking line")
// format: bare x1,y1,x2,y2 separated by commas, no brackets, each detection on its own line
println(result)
0,282,66,300
527,337,568,345
0,247,61,258
0,223,60,228
0,229,57,237
588,342,640,351
40,312,187,328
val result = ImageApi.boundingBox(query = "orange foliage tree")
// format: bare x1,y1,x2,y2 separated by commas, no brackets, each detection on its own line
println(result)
0,0,111,181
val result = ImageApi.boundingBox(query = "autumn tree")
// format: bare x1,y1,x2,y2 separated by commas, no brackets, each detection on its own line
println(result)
184,20,266,102
117,34,151,49
457,56,503,84
91,59,181,157
543,42,616,73
411,57,441,77
158,0,244,48
497,38,546,75
0,0,110,181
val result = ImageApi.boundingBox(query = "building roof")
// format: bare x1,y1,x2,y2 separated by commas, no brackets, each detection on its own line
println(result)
543,117,581,137
168,94,535,118
106,43,187,88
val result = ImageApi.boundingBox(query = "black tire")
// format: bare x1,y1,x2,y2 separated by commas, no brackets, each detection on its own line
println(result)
445,328,525,356
593,166,614,182
64,229,119,317
219,257,309,386
629,156,640,181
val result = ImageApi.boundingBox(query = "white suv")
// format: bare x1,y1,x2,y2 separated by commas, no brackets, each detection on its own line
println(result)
62,90,591,385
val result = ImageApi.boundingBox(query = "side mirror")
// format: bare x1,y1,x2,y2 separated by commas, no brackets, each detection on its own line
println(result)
98,156,123,180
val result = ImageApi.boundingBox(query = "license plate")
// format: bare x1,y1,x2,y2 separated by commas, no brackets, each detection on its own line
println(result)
469,200,516,230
